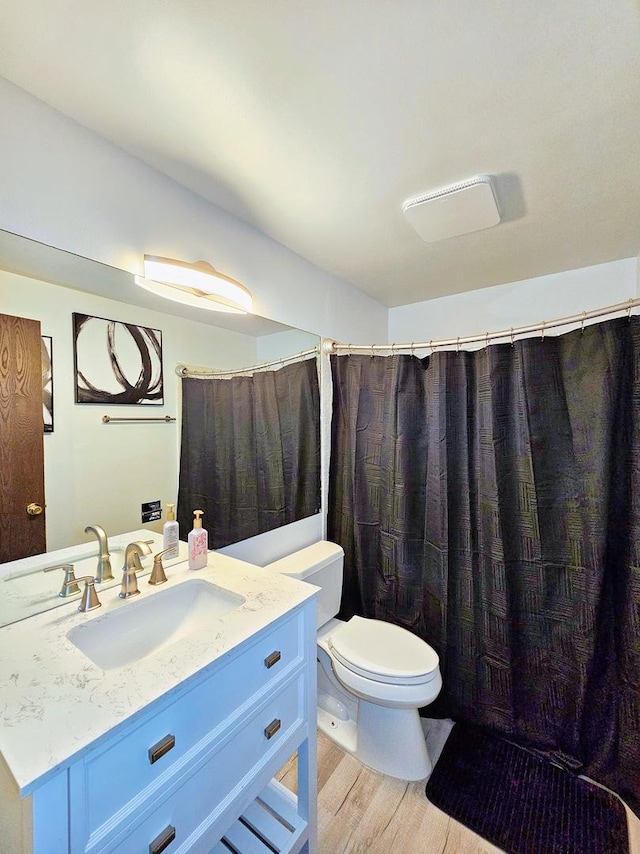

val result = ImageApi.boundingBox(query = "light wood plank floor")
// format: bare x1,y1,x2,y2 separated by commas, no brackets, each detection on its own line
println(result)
277,729,640,854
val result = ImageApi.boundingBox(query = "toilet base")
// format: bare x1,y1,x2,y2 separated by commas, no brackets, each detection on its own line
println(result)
356,702,432,780
318,699,432,780
317,655,433,781
318,705,358,755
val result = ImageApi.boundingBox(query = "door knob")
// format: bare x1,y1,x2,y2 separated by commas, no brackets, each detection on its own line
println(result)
26,503,44,516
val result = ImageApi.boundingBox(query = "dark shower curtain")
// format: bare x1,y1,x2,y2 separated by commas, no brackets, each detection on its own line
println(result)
328,316,640,815
178,357,320,549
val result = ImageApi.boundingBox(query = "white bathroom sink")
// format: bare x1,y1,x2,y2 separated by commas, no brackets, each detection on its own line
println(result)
67,579,245,670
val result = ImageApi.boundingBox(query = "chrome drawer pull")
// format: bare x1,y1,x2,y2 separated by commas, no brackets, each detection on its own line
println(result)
264,718,281,740
149,824,176,854
264,650,281,669
148,734,176,764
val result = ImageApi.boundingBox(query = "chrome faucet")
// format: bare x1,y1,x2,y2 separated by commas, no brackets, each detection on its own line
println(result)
120,541,152,599
84,525,113,582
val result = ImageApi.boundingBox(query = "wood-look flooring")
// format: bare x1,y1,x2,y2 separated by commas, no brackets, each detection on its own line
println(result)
277,729,640,854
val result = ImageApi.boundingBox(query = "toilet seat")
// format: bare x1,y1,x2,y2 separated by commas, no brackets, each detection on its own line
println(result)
328,616,439,686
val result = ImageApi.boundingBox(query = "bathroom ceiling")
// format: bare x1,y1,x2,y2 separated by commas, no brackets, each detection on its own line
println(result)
1,1,639,308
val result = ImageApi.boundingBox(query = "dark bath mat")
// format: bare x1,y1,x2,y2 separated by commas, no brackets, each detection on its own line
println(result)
425,723,629,854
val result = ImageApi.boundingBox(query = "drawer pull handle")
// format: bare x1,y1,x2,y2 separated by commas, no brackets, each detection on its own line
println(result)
264,718,282,740
264,650,281,669
149,734,176,764
149,824,176,854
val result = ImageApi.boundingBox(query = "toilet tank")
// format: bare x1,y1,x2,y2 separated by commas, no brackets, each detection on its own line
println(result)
266,541,344,628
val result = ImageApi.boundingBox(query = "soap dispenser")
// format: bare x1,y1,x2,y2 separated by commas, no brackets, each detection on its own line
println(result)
188,509,208,570
163,503,179,560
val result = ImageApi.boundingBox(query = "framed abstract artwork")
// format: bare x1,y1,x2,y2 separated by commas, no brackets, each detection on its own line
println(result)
41,335,53,432
72,313,164,405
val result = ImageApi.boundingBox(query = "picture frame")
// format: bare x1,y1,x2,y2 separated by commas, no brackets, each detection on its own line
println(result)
42,335,53,432
72,312,164,405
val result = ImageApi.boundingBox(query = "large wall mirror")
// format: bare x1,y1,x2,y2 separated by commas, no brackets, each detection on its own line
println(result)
0,229,320,623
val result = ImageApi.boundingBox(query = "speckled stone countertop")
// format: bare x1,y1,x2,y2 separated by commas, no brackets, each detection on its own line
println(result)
0,551,317,795
0,529,188,628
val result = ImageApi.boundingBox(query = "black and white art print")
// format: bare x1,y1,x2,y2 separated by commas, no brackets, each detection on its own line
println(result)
42,335,53,432
73,313,164,405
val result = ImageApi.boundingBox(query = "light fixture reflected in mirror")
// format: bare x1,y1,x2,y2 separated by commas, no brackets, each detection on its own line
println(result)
135,255,253,314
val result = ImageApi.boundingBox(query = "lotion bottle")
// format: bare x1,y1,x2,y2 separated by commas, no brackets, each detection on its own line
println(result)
188,509,208,570
163,503,179,560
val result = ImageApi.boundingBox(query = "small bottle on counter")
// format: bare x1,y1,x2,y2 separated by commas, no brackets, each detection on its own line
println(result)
163,503,179,560
188,509,208,570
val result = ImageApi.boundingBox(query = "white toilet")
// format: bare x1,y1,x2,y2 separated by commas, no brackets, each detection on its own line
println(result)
266,540,442,781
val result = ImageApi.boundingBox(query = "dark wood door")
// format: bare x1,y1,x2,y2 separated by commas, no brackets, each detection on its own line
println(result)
0,313,46,562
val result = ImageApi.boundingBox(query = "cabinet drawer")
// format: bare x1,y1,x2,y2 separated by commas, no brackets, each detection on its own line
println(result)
76,610,302,843
96,675,304,854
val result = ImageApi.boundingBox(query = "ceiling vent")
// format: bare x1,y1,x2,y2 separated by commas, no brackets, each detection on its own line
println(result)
402,175,501,243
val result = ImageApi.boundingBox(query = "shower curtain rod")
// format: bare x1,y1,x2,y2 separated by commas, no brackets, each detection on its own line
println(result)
176,346,319,379
326,297,640,355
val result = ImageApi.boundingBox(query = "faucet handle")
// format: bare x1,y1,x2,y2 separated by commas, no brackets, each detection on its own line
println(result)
44,563,80,598
59,564,80,598
62,576,101,612
149,548,172,586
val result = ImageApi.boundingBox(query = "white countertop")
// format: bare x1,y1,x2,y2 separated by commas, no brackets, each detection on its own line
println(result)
0,551,317,795
0,530,188,628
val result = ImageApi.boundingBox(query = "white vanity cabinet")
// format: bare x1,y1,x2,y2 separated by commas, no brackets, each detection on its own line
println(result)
0,558,318,854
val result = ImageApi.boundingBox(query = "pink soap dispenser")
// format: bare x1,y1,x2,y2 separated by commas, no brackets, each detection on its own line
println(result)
188,509,208,570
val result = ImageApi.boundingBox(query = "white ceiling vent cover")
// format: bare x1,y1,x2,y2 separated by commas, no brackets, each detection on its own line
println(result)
402,175,501,243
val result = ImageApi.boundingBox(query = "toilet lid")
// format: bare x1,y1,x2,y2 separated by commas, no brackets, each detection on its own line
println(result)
328,616,439,685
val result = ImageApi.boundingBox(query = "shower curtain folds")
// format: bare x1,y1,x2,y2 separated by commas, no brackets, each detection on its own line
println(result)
327,316,640,816
178,357,320,550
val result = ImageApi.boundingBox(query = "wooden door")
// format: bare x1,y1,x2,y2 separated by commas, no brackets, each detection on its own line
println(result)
0,313,46,561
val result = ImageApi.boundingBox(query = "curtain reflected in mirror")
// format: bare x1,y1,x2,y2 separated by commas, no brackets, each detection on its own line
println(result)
177,357,320,548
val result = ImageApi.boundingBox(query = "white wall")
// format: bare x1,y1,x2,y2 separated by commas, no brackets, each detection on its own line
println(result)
1,269,257,550
256,328,319,364
0,77,388,345
389,258,638,344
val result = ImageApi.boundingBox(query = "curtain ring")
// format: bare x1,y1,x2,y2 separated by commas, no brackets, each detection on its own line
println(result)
541,321,545,342
411,341,415,356
371,343,375,358
429,339,434,354
510,327,515,346
485,331,490,349
581,311,586,334
628,298,634,321
456,336,461,353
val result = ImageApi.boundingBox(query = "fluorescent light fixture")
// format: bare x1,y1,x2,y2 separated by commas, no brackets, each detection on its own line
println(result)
135,255,253,314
